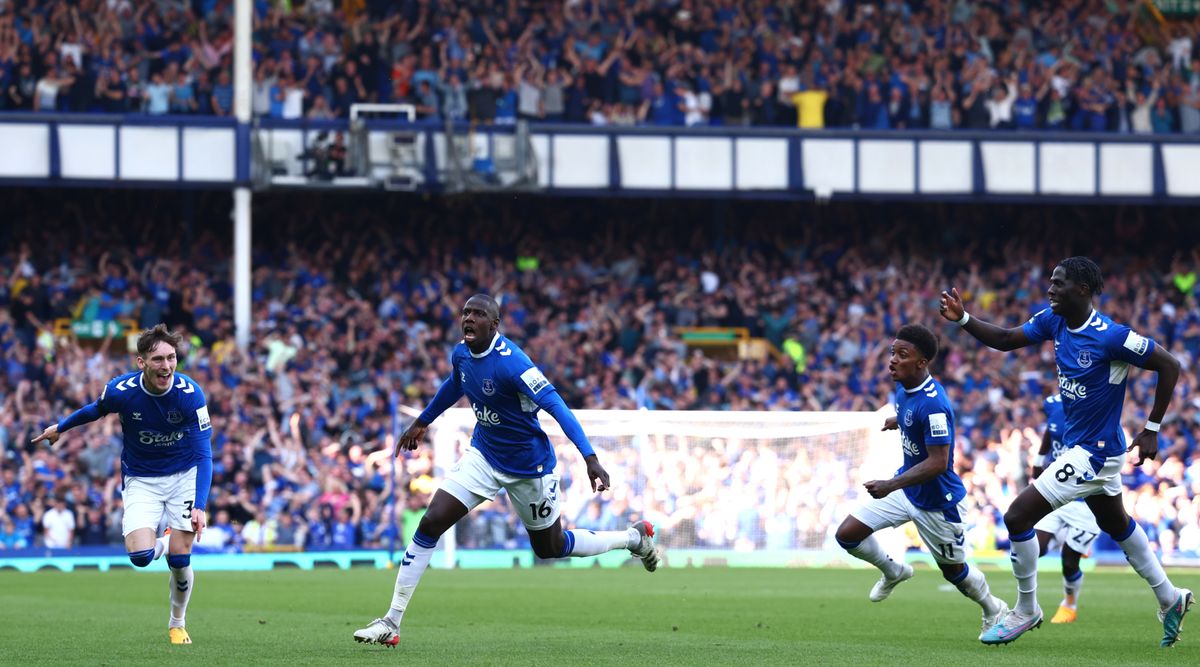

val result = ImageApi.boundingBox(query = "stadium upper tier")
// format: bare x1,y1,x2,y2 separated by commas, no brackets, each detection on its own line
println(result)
0,1,1197,132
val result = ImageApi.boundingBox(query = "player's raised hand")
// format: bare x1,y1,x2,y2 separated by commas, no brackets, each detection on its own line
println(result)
938,287,965,322
30,424,60,445
881,416,898,431
1127,430,1159,466
397,420,428,455
584,454,610,493
191,508,207,542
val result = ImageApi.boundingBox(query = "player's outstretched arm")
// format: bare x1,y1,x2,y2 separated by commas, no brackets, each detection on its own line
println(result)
1127,345,1181,466
534,390,608,492
401,373,464,455
939,287,1033,351
31,400,106,444
864,444,950,498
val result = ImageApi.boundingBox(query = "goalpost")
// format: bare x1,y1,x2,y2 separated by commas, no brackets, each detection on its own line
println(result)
423,408,910,569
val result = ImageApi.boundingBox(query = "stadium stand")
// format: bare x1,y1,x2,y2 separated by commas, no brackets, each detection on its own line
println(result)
0,1,1197,131
1,189,1198,562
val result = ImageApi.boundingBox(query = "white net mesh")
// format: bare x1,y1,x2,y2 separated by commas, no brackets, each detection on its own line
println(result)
429,409,897,560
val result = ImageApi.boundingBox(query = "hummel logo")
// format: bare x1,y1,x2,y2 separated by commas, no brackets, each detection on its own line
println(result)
175,378,195,394
176,581,189,592
132,412,142,421
401,550,416,566
115,378,137,391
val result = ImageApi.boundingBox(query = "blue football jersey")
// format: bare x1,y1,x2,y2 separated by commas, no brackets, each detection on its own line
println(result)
421,334,561,477
1043,394,1068,462
893,376,966,511
96,371,213,478
1023,308,1155,459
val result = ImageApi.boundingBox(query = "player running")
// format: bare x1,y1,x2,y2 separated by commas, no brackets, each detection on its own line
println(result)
354,294,661,647
1031,394,1100,624
940,256,1193,647
836,324,1008,641
32,325,212,645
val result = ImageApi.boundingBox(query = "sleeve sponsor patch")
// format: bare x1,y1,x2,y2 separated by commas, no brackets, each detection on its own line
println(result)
520,367,551,394
1123,331,1149,356
196,405,212,431
928,412,950,438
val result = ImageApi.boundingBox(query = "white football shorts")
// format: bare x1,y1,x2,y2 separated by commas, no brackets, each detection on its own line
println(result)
852,491,969,564
122,466,198,536
1033,445,1123,509
1035,499,1102,555
442,447,562,530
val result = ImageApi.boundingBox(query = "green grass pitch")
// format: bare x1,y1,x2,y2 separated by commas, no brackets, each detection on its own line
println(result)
0,565,1195,665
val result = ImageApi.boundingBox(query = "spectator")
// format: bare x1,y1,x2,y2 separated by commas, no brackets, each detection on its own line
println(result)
143,72,171,115
41,496,75,549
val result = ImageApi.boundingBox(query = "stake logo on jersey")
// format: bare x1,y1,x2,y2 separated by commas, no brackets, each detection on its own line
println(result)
1024,308,1155,459
429,333,562,477
97,371,213,478
892,375,966,511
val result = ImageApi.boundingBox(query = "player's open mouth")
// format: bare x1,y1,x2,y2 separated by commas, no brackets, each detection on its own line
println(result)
463,326,476,341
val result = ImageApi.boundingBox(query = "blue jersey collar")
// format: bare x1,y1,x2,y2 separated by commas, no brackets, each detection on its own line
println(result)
138,372,175,397
1066,309,1098,334
469,333,501,358
903,375,934,394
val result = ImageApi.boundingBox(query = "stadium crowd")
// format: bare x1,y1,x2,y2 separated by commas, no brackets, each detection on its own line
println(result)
0,1,1198,132
1,191,1199,564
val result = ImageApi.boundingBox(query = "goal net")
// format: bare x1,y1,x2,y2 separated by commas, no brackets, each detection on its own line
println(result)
425,408,906,568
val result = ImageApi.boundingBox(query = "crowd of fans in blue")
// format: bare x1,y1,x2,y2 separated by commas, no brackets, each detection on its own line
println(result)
1,191,1198,562
1,1,1198,131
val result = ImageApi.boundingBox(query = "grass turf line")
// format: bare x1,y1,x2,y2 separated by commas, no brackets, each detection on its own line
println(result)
0,566,1194,665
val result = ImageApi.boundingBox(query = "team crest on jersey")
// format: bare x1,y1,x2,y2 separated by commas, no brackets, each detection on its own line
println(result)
903,409,913,427
482,379,496,395
166,409,183,424
1077,350,1093,368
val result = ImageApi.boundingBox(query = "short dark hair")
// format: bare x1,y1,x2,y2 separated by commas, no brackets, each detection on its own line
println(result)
896,324,939,362
136,324,182,357
467,293,500,320
1059,256,1104,295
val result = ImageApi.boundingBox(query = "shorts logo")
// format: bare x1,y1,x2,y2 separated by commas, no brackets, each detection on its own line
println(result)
903,409,913,427
1077,350,1093,368
1123,331,1149,356
166,410,183,424
520,367,550,394
482,379,495,396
